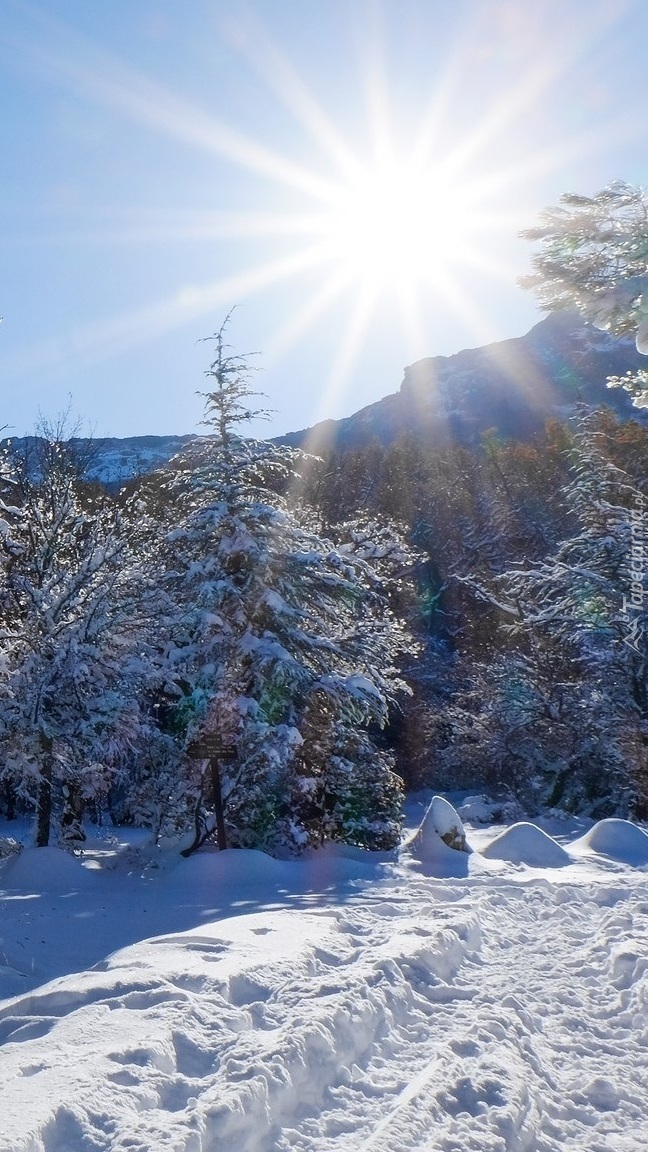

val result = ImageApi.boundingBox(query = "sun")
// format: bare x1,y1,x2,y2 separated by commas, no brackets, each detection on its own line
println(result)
316,159,471,297
256,144,498,414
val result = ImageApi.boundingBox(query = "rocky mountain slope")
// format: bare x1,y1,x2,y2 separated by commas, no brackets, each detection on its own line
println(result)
277,311,647,452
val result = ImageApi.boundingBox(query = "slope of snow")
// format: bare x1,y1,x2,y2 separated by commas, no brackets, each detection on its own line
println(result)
481,822,572,867
1,815,648,1151
571,818,648,864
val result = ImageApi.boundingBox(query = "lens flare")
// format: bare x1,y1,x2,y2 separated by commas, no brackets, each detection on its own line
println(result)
2,0,629,427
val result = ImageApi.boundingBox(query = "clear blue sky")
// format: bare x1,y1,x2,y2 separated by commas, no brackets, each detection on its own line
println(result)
2,0,647,439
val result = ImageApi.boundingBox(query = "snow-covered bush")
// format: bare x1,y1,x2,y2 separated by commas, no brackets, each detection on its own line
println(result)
0,836,21,859
0,430,165,845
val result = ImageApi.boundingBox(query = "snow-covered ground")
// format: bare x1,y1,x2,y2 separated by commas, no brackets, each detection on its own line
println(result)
1,798,648,1152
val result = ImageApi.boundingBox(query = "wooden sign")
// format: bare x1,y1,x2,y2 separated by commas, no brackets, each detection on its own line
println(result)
186,736,237,760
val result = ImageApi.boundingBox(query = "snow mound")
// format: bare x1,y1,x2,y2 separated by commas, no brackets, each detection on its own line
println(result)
408,797,471,872
1,846,93,891
161,847,292,889
415,795,470,853
161,845,390,906
481,823,572,868
573,819,648,864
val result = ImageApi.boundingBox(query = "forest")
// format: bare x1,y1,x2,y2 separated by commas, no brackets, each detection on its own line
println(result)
1,373,647,852
2,183,648,852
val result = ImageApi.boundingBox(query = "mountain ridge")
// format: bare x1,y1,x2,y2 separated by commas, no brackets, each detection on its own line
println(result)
3,313,646,486
275,311,648,453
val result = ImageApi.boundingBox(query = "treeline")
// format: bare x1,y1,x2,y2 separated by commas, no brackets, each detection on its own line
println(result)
1,346,647,850
298,407,648,818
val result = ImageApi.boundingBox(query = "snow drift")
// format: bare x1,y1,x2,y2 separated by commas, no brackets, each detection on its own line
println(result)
481,822,572,867
2,813,648,1151
572,817,648,864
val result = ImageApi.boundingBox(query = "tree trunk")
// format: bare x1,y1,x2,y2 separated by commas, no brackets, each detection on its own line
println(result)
210,758,228,852
3,780,16,821
60,781,86,843
180,758,228,857
36,734,53,847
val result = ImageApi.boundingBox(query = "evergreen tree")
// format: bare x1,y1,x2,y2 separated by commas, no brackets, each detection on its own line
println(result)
522,181,648,403
160,314,413,854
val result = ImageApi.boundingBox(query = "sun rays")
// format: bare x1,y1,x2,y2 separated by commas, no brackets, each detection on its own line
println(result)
2,1,636,433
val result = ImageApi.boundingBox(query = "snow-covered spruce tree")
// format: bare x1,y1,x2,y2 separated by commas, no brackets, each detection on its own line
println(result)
460,416,648,815
521,181,648,404
0,428,162,845
159,314,413,854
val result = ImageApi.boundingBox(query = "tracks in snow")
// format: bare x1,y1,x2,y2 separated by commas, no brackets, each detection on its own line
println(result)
2,876,648,1151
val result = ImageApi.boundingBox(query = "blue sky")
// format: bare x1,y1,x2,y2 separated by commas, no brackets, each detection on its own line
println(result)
1,0,647,439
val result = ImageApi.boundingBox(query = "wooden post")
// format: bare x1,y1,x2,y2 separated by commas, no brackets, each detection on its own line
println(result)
36,733,53,848
186,735,237,852
209,757,227,852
